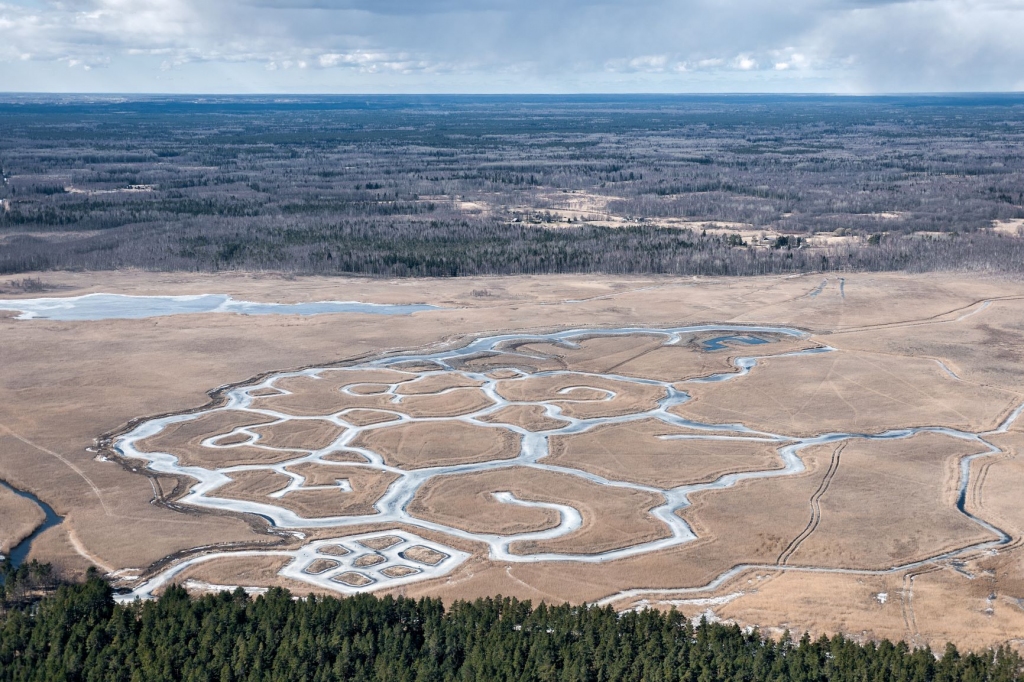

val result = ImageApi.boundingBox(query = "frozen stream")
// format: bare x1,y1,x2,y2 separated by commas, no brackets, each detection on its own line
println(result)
112,325,1022,601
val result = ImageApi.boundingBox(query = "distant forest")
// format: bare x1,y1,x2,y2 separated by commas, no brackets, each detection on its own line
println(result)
1,577,1021,682
1,94,1023,277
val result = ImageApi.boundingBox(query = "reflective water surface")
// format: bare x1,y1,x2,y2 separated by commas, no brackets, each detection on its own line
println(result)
0,294,439,320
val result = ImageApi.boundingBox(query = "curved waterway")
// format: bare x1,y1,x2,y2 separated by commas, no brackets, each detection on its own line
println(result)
0,293,438,321
0,480,64,571
112,325,1022,601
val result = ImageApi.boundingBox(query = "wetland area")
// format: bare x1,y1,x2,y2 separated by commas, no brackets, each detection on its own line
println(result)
3,269,1024,651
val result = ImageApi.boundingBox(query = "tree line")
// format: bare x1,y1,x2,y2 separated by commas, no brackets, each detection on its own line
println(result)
0,559,58,609
1,576,1021,682
3,218,1023,278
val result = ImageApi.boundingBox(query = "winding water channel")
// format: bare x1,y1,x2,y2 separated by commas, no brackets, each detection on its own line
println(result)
0,479,64,570
110,325,1021,602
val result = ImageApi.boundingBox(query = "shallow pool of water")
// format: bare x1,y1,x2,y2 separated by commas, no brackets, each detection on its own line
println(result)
0,294,439,321
701,335,770,351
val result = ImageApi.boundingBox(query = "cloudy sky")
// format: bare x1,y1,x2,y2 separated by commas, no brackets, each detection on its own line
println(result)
1,0,1023,93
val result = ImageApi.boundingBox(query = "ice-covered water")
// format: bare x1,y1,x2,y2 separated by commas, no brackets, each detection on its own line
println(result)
109,325,1020,601
0,293,438,320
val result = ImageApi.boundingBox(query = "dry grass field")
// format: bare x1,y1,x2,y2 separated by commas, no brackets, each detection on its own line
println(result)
252,371,412,415
494,374,665,419
707,548,1024,653
177,554,313,595
248,420,347,451
134,410,281,467
0,486,45,554
351,422,521,469
670,447,838,575
408,467,668,554
672,351,1019,437
213,466,401,518
390,390,499,418
338,410,402,426
451,352,565,374
546,419,784,488
516,332,813,382
3,269,1024,651
395,374,485,395
787,433,993,568
479,405,570,432
409,470,560,535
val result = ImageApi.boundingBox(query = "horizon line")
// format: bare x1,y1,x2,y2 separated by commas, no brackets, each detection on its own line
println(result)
2,91,1024,98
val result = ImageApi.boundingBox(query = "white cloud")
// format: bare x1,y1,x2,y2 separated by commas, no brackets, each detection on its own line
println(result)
0,0,1022,91
734,55,758,71
696,58,725,69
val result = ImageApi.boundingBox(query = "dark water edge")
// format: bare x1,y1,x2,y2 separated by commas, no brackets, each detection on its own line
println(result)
0,479,64,571
701,335,770,352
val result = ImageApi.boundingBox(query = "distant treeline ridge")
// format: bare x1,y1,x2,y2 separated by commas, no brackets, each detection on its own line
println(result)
3,96,1024,277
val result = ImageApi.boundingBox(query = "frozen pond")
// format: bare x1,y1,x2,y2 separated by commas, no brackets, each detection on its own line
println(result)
0,293,439,321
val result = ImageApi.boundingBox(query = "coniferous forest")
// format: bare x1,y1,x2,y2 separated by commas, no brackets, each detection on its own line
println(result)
0,576,1021,682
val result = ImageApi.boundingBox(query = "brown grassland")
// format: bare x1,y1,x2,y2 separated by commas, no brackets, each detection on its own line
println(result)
0,486,45,554
672,351,1019,437
248,420,347,451
2,270,1024,651
478,405,571,432
787,433,993,568
395,374,485,395
306,558,341,574
516,332,813,382
494,374,665,419
250,371,412,416
134,410,280,467
338,409,403,426
546,419,785,488
351,421,521,469
213,466,400,518
408,466,668,554
359,535,404,550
